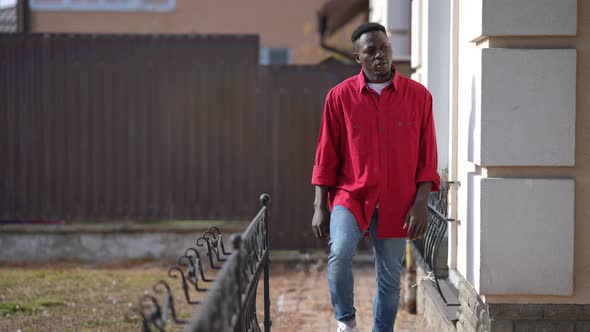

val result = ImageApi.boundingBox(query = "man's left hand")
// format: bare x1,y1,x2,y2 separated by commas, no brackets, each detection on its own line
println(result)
404,199,429,240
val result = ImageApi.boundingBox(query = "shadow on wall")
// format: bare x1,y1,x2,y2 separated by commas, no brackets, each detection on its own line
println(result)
468,75,477,163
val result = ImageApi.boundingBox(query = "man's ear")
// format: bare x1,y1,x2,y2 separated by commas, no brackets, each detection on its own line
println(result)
353,52,361,64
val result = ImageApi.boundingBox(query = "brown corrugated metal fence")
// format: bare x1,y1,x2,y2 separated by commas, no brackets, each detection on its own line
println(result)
0,33,395,249
0,33,260,221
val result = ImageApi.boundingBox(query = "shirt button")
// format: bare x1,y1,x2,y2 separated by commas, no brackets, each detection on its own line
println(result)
380,128,385,132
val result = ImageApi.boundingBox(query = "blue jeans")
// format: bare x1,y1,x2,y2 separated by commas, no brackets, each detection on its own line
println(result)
328,205,406,332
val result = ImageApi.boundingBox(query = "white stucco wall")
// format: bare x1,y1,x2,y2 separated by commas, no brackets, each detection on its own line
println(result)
481,0,577,37
479,178,574,295
455,19,483,286
479,49,577,166
408,0,450,173
426,0,450,173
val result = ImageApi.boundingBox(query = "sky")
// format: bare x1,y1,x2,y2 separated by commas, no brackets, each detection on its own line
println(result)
0,0,16,9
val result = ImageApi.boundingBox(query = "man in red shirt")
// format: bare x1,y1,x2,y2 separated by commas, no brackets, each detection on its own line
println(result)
311,22,439,332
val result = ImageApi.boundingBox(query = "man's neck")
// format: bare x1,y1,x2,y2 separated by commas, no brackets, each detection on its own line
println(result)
364,68,394,84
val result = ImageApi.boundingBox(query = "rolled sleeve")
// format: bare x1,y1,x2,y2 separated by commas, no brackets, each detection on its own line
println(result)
312,165,338,187
311,89,342,188
416,91,441,192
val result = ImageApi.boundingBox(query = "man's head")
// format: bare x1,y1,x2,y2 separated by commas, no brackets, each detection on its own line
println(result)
351,22,393,83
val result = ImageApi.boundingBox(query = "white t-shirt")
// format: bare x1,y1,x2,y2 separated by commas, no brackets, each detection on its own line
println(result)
367,81,391,95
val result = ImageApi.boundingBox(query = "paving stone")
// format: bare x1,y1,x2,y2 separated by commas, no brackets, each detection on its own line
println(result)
258,264,421,331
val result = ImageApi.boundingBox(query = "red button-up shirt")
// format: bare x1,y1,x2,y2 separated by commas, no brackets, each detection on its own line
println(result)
312,68,440,238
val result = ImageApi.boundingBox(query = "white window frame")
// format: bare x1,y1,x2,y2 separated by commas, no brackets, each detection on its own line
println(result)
30,0,175,12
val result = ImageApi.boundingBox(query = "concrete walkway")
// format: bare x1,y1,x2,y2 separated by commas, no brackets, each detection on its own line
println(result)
261,263,424,331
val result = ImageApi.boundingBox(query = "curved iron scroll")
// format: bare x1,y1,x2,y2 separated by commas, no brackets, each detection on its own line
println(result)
135,280,187,332
207,226,231,256
185,248,214,282
196,236,222,270
168,266,200,305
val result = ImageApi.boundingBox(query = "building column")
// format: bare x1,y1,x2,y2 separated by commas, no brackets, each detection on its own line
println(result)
456,0,579,303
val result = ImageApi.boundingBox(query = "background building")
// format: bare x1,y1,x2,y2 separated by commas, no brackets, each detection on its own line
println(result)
24,0,368,65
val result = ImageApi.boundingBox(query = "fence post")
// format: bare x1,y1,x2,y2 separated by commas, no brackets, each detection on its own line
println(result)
231,234,243,317
261,193,271,332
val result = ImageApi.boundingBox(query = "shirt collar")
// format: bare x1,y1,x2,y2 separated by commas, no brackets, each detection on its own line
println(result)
357,64,399,94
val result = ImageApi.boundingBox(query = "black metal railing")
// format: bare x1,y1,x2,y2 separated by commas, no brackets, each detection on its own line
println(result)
412,182,457,305
129,194,271,332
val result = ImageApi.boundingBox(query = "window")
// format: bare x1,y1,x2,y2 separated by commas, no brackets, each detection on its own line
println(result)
259,47,292,65
30,0,175,12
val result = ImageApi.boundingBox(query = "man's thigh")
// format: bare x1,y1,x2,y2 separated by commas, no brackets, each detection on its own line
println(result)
329,205,364,254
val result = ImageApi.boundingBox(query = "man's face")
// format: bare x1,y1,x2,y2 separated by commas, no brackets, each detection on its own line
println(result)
353,31,393,83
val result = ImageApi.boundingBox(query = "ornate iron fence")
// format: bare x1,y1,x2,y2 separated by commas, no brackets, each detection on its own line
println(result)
411,182,458,304
129,194,271,332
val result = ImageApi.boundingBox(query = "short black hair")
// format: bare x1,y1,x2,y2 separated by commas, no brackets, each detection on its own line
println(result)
351,22,387,43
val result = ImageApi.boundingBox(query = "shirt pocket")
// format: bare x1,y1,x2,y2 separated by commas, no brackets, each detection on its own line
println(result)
346,116,369,157
392,111,420,147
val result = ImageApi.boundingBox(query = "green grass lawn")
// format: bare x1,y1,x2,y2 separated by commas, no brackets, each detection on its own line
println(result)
0,265,210,332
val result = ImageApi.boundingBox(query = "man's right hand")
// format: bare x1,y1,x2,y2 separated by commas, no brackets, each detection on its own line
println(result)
312,206,330,239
